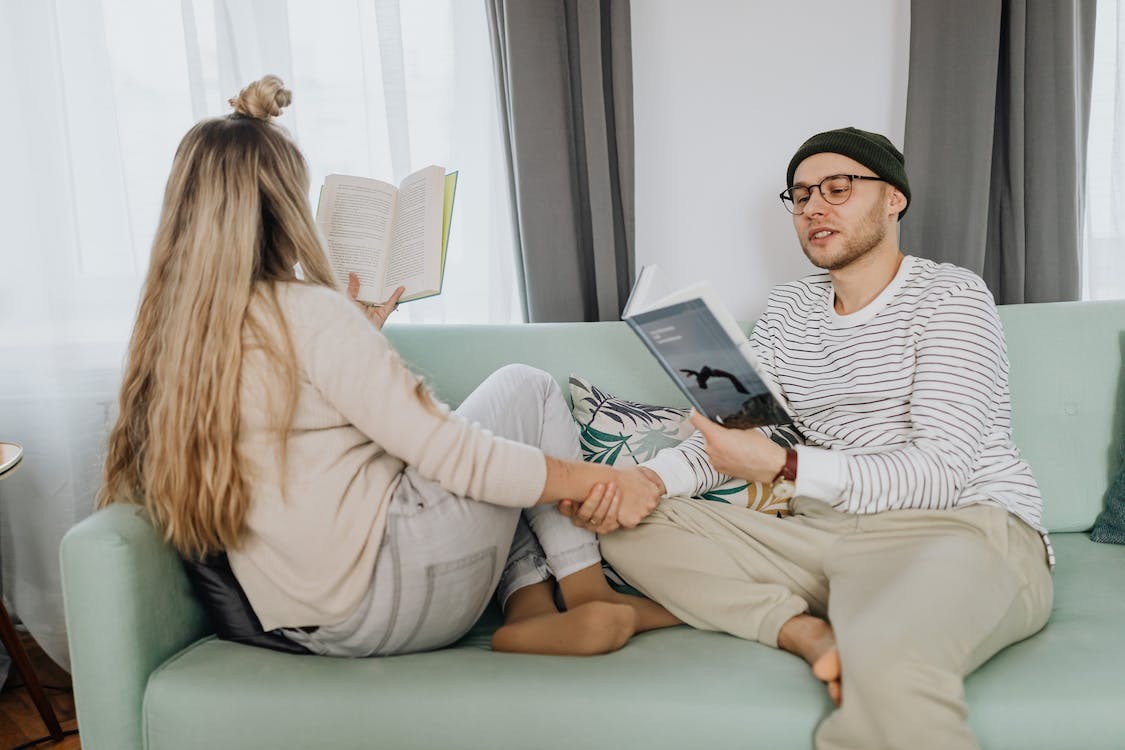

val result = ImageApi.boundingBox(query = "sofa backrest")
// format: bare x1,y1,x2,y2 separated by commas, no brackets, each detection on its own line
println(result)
999,301,1124,531
386,299,1125,534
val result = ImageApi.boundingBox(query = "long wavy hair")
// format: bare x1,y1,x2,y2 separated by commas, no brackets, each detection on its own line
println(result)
98,76,340,558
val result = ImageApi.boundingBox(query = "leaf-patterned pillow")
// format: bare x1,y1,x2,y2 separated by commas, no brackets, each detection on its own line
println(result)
568,375,788,515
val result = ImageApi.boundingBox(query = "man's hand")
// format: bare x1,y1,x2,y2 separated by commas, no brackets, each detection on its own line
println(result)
634,465,667,496
559,466,662,533
688,410,787,483
347,272,405,330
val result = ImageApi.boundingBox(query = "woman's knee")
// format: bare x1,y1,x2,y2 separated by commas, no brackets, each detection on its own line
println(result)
479,364,559,410
460,364,564,442
490,363,555,393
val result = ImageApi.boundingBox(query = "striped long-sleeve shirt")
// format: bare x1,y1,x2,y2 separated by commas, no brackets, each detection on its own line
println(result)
643,255,1053,565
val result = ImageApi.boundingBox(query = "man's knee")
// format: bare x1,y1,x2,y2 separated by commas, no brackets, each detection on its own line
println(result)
600,524,659,578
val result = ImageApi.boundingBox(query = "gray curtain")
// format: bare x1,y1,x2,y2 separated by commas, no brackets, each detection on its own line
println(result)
487,0,634,322
903,0,1096,303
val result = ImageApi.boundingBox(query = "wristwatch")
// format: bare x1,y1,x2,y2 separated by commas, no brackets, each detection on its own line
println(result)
771,448,798,500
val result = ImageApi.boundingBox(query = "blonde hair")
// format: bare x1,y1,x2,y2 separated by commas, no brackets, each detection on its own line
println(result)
98,75,340,558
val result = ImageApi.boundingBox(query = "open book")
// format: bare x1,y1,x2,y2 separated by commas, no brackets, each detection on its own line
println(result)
315,165,458,305
622,265,792,429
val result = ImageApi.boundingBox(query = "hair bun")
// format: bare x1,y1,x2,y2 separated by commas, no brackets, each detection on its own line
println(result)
228,75,292,120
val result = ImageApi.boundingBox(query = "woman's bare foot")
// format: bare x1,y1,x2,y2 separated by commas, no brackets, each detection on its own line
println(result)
556,564,682,632
491,580,636,656
777,614,842,707
491,600,636,656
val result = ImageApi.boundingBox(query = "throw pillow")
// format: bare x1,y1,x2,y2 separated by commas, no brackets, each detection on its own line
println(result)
568,375,788,515
180,552,312,654
1090,441,1125,544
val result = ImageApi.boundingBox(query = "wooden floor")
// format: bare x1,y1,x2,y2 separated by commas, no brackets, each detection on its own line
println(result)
0,632,80,749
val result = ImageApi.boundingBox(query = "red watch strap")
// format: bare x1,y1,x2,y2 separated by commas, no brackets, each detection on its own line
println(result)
773,448,798,483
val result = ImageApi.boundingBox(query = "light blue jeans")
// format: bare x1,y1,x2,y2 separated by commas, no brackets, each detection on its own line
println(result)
284,364,601,657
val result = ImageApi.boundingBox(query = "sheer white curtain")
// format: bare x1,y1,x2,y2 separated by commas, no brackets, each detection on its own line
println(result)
1085,0,1125,300
0,0,518,670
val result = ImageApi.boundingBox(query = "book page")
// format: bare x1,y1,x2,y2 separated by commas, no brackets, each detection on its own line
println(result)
383,165,445,301
622,265,673,318
316,175,398,302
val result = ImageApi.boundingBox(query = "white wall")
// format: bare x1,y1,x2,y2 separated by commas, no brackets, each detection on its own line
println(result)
632,1,910,320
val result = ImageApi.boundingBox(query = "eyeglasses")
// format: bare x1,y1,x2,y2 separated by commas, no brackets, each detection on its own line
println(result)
779,174,886,215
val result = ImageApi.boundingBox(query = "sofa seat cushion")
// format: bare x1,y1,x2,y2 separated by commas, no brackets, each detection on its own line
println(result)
142,533,1125,750
962,532,1125,749
143,627,829,750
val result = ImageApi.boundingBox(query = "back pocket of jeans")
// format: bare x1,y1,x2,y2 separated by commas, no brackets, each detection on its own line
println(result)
398,546,497,653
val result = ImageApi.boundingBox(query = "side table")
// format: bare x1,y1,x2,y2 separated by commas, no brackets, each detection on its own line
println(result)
0,442,64,741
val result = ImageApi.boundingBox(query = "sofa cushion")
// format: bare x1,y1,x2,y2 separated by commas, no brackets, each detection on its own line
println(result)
998,301,1125,532
1090,441,1125,544
142,532,1125,750
568,374,787,514
143,617,829,750
180,552,311,655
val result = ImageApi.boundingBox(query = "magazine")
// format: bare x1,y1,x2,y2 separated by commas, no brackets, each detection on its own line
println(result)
622,265,792,429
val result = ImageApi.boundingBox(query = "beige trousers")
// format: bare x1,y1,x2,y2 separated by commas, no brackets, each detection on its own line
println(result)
600,495,1053,750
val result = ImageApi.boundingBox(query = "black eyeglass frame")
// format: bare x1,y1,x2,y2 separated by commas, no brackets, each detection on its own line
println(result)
779,174,886,215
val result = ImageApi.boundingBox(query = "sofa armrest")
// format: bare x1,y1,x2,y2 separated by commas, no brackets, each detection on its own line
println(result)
60,504,210,750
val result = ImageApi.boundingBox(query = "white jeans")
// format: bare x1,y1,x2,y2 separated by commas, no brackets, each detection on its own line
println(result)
285,364,600,657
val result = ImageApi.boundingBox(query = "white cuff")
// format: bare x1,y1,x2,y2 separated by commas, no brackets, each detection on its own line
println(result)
640,450,697,497
794,445,846,504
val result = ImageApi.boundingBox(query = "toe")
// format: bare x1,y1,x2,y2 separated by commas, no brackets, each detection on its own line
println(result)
812,647,841,683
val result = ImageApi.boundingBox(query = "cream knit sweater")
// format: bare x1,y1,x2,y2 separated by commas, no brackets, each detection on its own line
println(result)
229,283,546,630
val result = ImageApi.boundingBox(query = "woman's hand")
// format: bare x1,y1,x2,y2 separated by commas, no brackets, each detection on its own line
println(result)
562,482,621,534
688,410,787,483
559,466,662,533
347,272,405,330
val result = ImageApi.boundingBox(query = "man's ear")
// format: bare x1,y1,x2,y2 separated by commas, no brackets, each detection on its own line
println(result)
888,187,907,218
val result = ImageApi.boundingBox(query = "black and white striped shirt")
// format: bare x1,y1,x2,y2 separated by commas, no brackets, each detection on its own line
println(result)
643,255,1053,565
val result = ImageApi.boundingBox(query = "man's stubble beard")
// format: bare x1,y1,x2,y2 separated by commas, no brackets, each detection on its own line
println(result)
799,197,889,272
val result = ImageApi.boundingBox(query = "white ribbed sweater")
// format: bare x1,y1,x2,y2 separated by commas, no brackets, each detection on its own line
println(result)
230,283,546,630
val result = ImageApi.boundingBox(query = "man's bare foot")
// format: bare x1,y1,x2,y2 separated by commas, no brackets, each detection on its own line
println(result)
813,649,842,706
777,614,842,707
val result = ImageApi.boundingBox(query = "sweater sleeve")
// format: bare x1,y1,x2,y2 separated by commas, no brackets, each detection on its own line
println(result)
641,430,734,497
293,287,546,507
798,283,1009,513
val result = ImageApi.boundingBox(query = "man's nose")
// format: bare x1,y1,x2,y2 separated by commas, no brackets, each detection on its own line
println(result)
803,186,830,216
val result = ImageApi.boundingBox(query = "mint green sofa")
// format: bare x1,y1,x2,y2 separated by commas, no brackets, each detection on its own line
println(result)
61,301,1125,750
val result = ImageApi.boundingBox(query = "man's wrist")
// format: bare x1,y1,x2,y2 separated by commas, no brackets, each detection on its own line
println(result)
636,465,667,496
769,447,798,501
771,447,798,483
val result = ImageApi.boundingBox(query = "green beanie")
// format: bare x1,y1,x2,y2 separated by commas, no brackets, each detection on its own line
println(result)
786,127,911,220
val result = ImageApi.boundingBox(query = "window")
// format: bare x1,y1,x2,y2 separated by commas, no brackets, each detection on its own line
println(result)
1,0,521,346
1084,0,1125,300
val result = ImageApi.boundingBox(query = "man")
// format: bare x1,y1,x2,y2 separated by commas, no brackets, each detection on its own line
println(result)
596,127,1054,750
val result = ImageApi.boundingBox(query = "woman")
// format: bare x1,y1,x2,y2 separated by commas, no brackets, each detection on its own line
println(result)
98,75,678,657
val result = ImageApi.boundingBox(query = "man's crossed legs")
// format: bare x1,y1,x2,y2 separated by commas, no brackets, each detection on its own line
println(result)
601,496,1052,750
